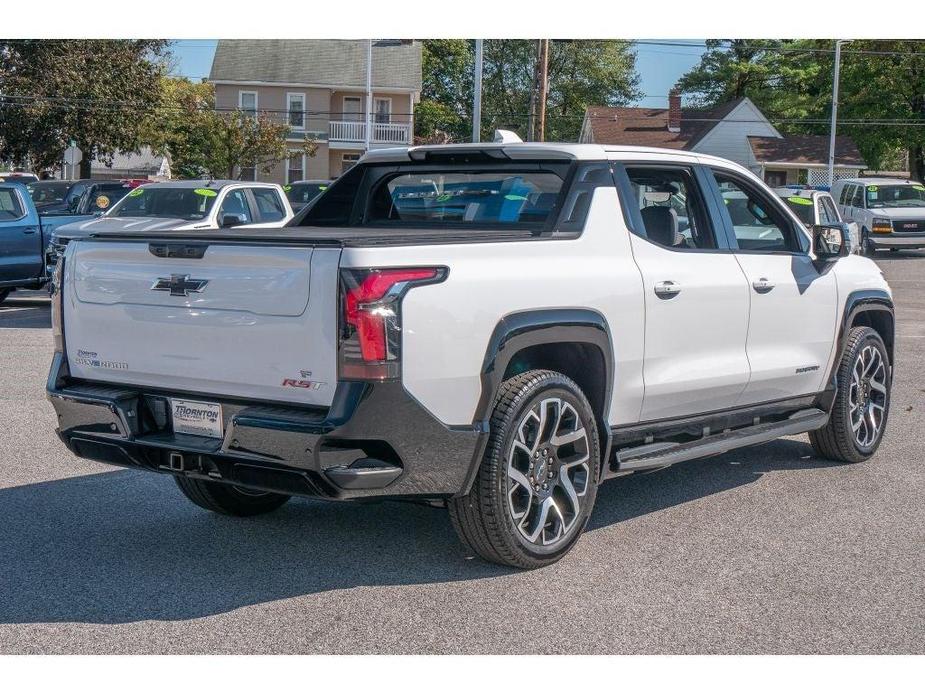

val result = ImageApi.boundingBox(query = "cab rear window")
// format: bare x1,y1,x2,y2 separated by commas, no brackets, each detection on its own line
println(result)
368,171,564,227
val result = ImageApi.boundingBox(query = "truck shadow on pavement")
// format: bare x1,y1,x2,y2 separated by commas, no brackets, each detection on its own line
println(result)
0,297,51,330
0,439,843,625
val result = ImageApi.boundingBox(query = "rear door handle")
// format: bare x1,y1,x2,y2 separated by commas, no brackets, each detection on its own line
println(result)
654,280,681,299
23,226,37,235
752,277,775,293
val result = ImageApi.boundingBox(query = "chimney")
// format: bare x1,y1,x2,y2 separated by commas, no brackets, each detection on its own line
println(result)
668,90,681,133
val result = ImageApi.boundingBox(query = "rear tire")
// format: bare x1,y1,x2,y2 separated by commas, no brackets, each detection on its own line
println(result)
810,327,890,463
0,288,10,305
449,369,600,569
174,476,290,516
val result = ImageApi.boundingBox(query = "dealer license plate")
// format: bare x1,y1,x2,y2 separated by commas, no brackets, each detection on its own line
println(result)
170,398,224,439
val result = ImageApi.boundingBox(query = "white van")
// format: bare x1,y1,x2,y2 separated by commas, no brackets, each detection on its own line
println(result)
831,177,925,253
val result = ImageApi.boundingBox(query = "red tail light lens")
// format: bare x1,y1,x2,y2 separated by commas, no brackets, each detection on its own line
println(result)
339,267,445,380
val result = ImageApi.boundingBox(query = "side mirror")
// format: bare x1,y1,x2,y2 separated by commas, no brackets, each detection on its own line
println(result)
812,223,850,261
221,213,245,228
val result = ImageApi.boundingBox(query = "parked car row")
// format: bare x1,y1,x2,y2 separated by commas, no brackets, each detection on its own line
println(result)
831,178,925,254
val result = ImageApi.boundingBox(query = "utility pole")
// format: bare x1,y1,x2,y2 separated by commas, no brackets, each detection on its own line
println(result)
527,40,542,141
365,39,373,151
828,39,852,189
537,39,549,142
472,39,483,143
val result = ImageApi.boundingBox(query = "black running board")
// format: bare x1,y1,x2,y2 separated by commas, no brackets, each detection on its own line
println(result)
615,408,828,472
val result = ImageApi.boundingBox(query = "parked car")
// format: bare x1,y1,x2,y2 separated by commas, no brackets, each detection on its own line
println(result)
0,171,39,185
46,143,893,568
831,177,925,253
0,182,52,302
46,180,294,268
284,179,331,212
774,187,861,254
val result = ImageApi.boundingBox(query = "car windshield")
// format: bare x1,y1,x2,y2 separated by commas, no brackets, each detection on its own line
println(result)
285,182,329,204
25,181,71,204
866,184,925,209
779,194,815,224
108,186,218,219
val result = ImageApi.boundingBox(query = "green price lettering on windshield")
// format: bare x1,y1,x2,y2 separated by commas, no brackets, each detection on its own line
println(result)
318,185,328,191
127,188,144,197
283,185,292,191
194,188,218,197
787,196,813,206
867,185,879,192
914,185,925,192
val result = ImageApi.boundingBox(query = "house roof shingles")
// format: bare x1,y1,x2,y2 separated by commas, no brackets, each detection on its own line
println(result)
583,98,747,149
747,135,866,167
209,39,422,92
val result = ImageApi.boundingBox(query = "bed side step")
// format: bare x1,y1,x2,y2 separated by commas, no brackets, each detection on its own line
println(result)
616,408,828,472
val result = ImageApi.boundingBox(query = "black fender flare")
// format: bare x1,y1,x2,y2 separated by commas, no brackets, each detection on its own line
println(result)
458,308,615,495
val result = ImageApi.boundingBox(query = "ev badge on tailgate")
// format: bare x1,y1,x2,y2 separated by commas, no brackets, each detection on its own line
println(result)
152,274,209,297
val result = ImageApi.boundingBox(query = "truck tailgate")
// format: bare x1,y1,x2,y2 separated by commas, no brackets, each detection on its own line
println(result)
63,240,341,407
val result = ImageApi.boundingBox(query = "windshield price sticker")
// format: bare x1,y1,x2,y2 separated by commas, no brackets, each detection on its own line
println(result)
194,188,218,197
128,188,144,197
787,196,813,206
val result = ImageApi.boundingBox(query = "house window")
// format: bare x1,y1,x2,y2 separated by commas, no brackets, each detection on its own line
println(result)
343,96,362,122
239,91,257,119
341,153,361,175
239,164,257,182
287,151,304,183
374,97,391,124
287,93,305,130
764,170,787,187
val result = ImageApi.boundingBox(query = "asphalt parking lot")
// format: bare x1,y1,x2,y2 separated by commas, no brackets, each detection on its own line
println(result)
1,256,923,655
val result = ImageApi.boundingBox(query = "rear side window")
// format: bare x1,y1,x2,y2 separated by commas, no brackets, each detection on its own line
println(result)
367,170,563,227
0,188,25,219
250,188,286,222
820,196,840,223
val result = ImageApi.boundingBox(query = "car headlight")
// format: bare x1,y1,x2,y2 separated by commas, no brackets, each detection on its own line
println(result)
872,218,893,234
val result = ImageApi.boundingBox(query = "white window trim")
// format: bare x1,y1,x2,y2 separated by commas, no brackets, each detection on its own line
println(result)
286,92,306,131
286,150,306,185
343,95,362,121
238,90,258,115
373,97,392,123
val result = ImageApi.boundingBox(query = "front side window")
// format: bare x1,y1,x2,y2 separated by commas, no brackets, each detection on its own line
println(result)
367,170,564,227
239,91,257,118
218,190,253,224
109,187,218,220
850,185,864,208
287,93,305,130
865,183,925,209
624,166,716,250
714,172,799,253
88,185,131,214
0,188,25,220
250,188,286,222
820,196,840,224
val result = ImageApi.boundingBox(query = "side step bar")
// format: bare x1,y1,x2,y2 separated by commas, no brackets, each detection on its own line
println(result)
616,408,828,472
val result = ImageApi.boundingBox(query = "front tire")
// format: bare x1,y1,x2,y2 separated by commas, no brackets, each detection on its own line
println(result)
810,327,891,463
449,370,601,569
174,476,290,516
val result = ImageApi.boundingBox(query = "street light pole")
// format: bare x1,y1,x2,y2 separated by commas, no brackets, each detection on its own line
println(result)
472,39,483,143
828,39,852,189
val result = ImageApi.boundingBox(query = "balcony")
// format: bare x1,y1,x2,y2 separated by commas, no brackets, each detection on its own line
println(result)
329,120,411,147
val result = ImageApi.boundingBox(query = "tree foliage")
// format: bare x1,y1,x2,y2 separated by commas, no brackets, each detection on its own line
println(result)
141,77,317,180
416,39,640,143
0,40,169,177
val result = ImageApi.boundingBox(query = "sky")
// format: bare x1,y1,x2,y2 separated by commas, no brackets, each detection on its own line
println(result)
170,39,706,109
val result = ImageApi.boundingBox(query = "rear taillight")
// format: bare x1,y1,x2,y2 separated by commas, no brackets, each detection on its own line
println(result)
50,256,64,353
339,267,446,380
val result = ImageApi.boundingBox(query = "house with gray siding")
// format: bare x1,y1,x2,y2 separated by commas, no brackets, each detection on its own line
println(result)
209,40,422,183
579,93,865,187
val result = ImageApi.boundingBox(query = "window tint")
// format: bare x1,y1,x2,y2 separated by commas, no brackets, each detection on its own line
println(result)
714,172,799,252
624,166,716,250
820,196,840,224
250,188,286,222
367,170,564,227
850,185,864,208
286,182,329,205
297,164,365,226
219,190,252,224
0,188,25,220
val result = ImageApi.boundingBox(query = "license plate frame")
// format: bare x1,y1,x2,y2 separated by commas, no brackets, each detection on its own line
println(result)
170,398,224,439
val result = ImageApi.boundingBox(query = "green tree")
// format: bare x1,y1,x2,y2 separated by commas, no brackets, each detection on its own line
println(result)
417,39,639,143
141,77,317,180
0,40,169,177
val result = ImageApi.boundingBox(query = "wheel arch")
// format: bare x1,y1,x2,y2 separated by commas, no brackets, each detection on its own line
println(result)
459,309,615,495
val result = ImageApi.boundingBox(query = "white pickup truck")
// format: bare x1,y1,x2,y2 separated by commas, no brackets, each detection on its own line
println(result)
47,143,894,568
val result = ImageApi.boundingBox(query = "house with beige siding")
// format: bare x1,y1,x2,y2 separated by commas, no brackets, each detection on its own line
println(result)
579,93,865,187
209,40,422,183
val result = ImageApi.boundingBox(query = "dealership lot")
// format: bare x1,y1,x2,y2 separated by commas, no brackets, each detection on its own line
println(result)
0,256,923,655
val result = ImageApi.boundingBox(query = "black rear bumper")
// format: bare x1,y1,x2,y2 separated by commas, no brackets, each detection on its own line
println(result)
46,353,483,501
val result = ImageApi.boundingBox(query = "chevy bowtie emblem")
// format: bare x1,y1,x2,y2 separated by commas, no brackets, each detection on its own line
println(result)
152,274,209,297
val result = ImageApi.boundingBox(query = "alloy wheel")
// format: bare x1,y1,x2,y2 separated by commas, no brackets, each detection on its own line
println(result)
506,397,590,547
849,344,888,448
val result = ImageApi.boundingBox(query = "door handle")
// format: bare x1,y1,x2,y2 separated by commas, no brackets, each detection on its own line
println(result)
752,277,775,293
654,280,681,299
23,226,37,235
